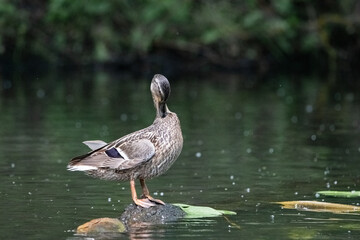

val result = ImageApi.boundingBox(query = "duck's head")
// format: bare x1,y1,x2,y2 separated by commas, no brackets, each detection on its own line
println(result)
151,74,171,118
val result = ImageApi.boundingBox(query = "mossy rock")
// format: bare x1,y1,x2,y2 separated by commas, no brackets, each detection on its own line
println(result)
120,203,186,228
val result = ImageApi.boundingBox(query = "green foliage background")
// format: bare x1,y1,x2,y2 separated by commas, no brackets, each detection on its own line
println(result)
0,0,359,66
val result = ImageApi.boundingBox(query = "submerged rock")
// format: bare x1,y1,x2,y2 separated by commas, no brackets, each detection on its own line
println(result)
77,217,126,234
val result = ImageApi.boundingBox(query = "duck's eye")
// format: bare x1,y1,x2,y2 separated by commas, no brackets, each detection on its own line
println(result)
105,148,122,158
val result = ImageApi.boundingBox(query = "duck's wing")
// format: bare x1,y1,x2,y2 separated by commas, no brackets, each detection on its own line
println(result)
83,140,108,150
68,139,155,171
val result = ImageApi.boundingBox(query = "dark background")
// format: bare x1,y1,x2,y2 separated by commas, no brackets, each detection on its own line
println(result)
0,0,359,74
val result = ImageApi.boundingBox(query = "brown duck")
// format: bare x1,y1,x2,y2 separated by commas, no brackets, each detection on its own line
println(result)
67,74,183,208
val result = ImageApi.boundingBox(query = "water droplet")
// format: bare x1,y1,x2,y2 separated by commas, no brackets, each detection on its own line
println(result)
75,121,82,128
195,152,202,158
243,130,252,136
108,197,111,202
291,115,298,123
154,192,158,196
246,148,252,153
311,135,317,141
326,182,331,188
28,192,32,195
121,113,128,121
160,192,164,196
235,112,242,120
269,148,274,154
294,192,298,195
305,105,313,113
246,188,250,193
230,175,234,180
334,180,338,185
36,89,45,98
11,163,15,168
232,182,236,185
315,193,320,198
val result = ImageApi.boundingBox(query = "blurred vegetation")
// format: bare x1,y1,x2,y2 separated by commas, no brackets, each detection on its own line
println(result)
0,0,359,70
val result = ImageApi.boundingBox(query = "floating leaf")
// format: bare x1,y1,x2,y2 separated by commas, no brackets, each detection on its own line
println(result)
317,191,360,198
275,201,360,214
173,203,236,218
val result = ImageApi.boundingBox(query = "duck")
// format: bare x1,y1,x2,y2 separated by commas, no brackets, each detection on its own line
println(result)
67,74,183,208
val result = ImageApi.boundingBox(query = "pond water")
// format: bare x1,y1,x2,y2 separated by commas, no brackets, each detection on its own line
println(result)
0,69,359,239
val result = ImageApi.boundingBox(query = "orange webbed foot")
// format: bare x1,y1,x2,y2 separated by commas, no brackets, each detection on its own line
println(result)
145,195,165,205
133,197,157,208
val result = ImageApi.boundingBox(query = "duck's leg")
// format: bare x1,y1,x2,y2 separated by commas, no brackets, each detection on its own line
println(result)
130,179,156,208
140,179,165,205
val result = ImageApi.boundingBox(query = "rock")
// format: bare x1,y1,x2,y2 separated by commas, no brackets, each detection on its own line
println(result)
77,217,126,234
76,203,185,234
120,203,186,228
74,203,235,234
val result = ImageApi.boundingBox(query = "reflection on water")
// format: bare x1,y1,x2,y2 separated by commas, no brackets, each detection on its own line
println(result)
0,70,359,239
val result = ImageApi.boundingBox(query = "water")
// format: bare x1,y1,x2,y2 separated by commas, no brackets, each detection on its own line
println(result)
0,70,359,239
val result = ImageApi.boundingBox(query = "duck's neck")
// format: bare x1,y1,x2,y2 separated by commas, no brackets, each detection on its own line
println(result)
157,102,169,118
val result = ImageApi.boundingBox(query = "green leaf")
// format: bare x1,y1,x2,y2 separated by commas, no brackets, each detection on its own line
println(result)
173,203,236,218
317,191,360,198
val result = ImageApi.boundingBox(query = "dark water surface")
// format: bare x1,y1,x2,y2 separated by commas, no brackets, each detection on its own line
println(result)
0,70,359,239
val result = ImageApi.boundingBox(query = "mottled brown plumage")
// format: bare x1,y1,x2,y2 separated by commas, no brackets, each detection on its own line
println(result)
67,74,183,208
